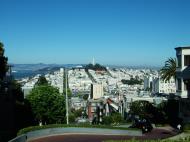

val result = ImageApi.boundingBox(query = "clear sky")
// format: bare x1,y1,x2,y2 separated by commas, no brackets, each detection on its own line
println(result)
0,0,190,66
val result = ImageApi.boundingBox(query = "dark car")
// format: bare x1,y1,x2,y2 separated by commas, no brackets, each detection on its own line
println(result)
129,117,153,133
141,119,153,133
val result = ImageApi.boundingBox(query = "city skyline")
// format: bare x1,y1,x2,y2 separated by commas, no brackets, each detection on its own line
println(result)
1,0,190,66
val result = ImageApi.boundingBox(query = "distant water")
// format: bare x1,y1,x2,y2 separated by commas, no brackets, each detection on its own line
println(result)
13,70,41,79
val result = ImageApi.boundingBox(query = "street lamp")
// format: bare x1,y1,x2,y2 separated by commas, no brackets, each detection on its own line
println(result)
63,68,69,125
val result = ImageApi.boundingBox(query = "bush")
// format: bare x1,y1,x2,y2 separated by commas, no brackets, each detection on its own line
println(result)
102,116,112,125
183,123,190,132
102,113,124,125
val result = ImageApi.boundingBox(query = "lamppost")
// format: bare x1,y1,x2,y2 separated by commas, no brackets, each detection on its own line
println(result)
63,68,69,125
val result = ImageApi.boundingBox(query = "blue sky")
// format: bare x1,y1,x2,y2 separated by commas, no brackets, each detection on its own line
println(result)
0,0,190,66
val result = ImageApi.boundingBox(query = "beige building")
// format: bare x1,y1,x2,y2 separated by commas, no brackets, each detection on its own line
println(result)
90,83,104,99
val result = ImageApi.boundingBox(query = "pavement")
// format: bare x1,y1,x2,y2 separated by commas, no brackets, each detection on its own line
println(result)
27,127,179,142
166,132,190,140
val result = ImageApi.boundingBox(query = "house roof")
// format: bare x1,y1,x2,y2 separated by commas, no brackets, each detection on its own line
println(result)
175,46,190,50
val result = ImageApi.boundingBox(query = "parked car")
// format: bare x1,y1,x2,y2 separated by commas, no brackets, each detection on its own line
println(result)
129,117,153,133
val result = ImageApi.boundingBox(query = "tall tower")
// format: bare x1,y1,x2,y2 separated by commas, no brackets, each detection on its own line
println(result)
92,57,95,66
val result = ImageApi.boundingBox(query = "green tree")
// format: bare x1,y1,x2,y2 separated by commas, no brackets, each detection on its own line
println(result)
129,101,154,119
63,88,72,98
35,75,48,86
111,113,123,125
12,80,24,102
85,63,107,71
71,108,84,118
102,113,124,125
121,78,143,85
129,100,166,124
26,85,66,124
0,42,8,80
160,57,176,81
83,94,89,100
102,116,112,125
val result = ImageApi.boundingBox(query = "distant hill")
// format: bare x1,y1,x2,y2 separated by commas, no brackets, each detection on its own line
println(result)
11,64,85,79
11,63,160,79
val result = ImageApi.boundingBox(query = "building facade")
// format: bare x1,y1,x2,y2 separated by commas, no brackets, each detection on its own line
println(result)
152,77,176,94
144,76,153,91
175,47,190,98
90,83,104,99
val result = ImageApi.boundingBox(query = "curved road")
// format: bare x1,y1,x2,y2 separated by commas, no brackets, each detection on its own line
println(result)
28,128,178,142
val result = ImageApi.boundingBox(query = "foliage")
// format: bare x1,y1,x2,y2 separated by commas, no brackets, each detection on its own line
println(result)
157,99,184,126
121,78,143,85
69,108,87,123
35,75,48,86
129,100,166,124
102,113,124,125
69,113,76,123
71,108,84,118
129,100,152,118
102,116,113,125
0,41,8,80
85,63,107,71
111,113,124,124
63,88,72,98
184,123,190,132
26,85,66,124
83,94,89,100
17,123,136,136
160,57,176,81
12,80,24,102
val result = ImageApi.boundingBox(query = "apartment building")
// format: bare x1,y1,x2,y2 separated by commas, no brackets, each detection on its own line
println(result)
152,77,176,94
175,47,190,98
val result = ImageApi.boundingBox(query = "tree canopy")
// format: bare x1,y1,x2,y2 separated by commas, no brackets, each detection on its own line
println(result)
0,42,8,80
102,113,124,125
121,78,143,85
26,85,66,124
35,75,48,86
129,100,166,124
85,63,107,71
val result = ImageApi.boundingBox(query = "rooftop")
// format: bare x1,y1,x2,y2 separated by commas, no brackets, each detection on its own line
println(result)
175,46,190,50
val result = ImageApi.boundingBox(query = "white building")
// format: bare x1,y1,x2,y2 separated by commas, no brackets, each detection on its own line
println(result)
175,47,190,98
90,83,104,99
152,77,176,94
144,76,153,91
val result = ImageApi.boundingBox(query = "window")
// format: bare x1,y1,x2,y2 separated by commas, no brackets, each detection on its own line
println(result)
184,55,190,66
177,55,182,67
184,83,187,91
177,79,182,91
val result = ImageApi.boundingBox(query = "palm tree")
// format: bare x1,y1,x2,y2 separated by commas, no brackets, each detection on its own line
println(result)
160,57,176,81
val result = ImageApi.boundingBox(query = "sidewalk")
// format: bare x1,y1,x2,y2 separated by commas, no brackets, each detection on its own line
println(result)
166,132,190,140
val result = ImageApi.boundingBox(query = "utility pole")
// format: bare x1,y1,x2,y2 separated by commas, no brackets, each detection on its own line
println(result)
65,68,69,125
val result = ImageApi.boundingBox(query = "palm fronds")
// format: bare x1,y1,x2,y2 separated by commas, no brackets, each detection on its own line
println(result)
160,57,176,81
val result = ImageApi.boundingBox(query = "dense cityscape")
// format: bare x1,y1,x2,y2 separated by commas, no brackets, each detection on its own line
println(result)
1,0,190,142
1,46,190,142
